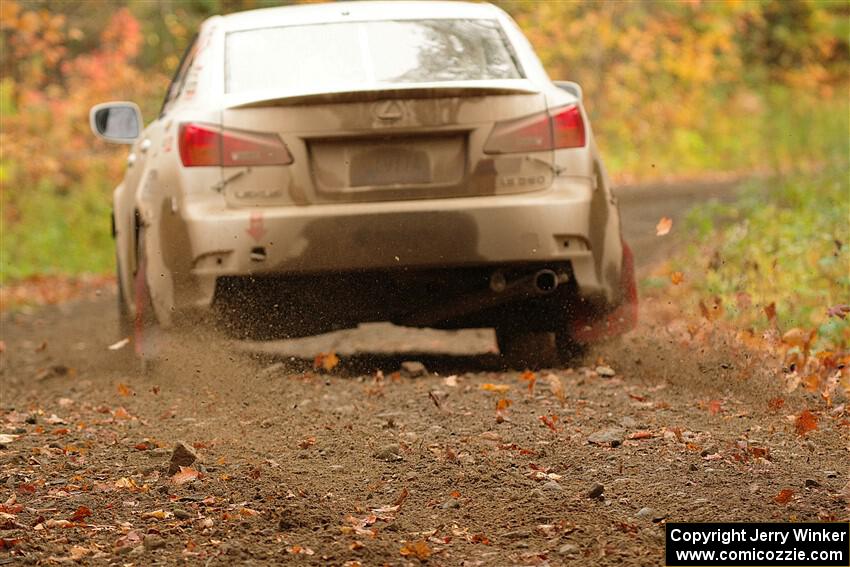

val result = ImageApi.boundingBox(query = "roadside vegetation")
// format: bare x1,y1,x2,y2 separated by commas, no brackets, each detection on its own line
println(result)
1,1,848,296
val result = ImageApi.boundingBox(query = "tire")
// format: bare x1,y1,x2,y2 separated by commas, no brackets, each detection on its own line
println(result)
131,225,158,371
496,328,559,370
116,252,133,341
555,331,585,365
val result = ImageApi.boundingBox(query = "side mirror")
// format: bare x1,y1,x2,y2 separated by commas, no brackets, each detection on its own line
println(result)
553,81,583,101
89,102,142,144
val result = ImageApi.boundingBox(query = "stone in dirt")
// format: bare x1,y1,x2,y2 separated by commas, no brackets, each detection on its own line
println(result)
400,361,427,378
558,543,579,555
143,534,166,550
637,507,655,518
167,441,199,475
588,428,625,445
373,444,403,462
596,365,616,377
587,483,604,499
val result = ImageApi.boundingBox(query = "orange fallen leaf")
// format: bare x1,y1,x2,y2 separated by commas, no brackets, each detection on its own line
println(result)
707,399,722,415
539,414,559,432
480,383,510,394
298,437,316,449
655,217,673,236
171,466,200,485
399,540,431,560
450,490,461,499
669,271,684,285
116,383,132,397
627,431,654,440
496,398,512,411
313,352,339,371
795,410,818,435
286,545,314,555
519,370,536,393
68,506,91,523
774,489,794,504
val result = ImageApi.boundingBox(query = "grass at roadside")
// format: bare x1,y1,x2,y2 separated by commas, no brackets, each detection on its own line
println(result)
643,164,850,352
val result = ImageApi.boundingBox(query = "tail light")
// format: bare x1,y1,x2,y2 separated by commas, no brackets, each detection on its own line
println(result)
484,105,586,154
179,123,293,167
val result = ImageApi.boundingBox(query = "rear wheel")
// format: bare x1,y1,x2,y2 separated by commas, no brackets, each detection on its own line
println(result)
131,226,159,371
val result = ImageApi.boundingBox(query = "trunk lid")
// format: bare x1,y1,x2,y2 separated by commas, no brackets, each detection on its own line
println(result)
221,83,554,206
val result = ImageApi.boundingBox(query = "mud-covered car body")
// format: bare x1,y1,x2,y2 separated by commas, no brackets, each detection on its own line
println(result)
92,1,636,352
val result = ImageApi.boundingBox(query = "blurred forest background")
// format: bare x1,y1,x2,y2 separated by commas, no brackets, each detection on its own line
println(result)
1,0,848,346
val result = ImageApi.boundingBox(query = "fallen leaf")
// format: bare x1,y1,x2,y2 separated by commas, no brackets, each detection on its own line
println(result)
399,540,431,560
542,373,566,404
171,466,200,485
539,414,559,432
69,545,90,560
116,383,133,397
707,399,722,415
767,397,785,411
313,352,339,372
774,489,794,504
655,216,673,236
480,383,510,394
670,271,684,285
519,370,536,393
627,431,654,440
286,545,314,555
0,434,18,444
443,375,458,387
142,509,171,520
68,506,91,523
795,410,818,435
298,437,316,449
114,477,138,490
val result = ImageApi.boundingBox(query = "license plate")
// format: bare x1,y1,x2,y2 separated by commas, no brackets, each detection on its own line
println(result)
349,146,431,187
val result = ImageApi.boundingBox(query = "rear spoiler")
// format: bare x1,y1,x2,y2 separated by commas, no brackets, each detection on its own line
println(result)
225,80,541,108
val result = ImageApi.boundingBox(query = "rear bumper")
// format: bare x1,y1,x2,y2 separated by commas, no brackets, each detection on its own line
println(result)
175,176,612,310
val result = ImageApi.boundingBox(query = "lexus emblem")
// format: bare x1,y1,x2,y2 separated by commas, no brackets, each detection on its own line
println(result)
373,100,404,121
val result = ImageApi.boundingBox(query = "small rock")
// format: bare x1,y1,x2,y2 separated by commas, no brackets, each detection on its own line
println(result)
504,529,531,540
596,365,616,377
143,535,166,550
167,441,198,475
620,416,638,428
400,361,427,378
824,470,838,478
805,478,820,488
700,446,718,457
173,508,191,520
587,483,604,499
588,428,625,445
543,480,562,491
636,507,654,519
373,444,403,462
441,499,461,509
558,543,579,555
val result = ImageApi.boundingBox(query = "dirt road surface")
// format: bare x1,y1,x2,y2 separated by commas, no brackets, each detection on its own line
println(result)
2,181,848,566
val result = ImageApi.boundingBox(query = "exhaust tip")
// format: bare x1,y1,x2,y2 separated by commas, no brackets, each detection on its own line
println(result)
534,269,559,293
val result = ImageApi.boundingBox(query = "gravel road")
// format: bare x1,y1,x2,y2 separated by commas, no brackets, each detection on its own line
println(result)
2,180,847,566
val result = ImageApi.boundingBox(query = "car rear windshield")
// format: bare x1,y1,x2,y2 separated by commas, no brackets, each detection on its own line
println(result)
225,19,522,93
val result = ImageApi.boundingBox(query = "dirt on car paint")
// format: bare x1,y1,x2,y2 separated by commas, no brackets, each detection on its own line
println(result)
1,182,847,565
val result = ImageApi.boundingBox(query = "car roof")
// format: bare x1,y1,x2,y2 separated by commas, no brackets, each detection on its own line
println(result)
220,1,503,32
